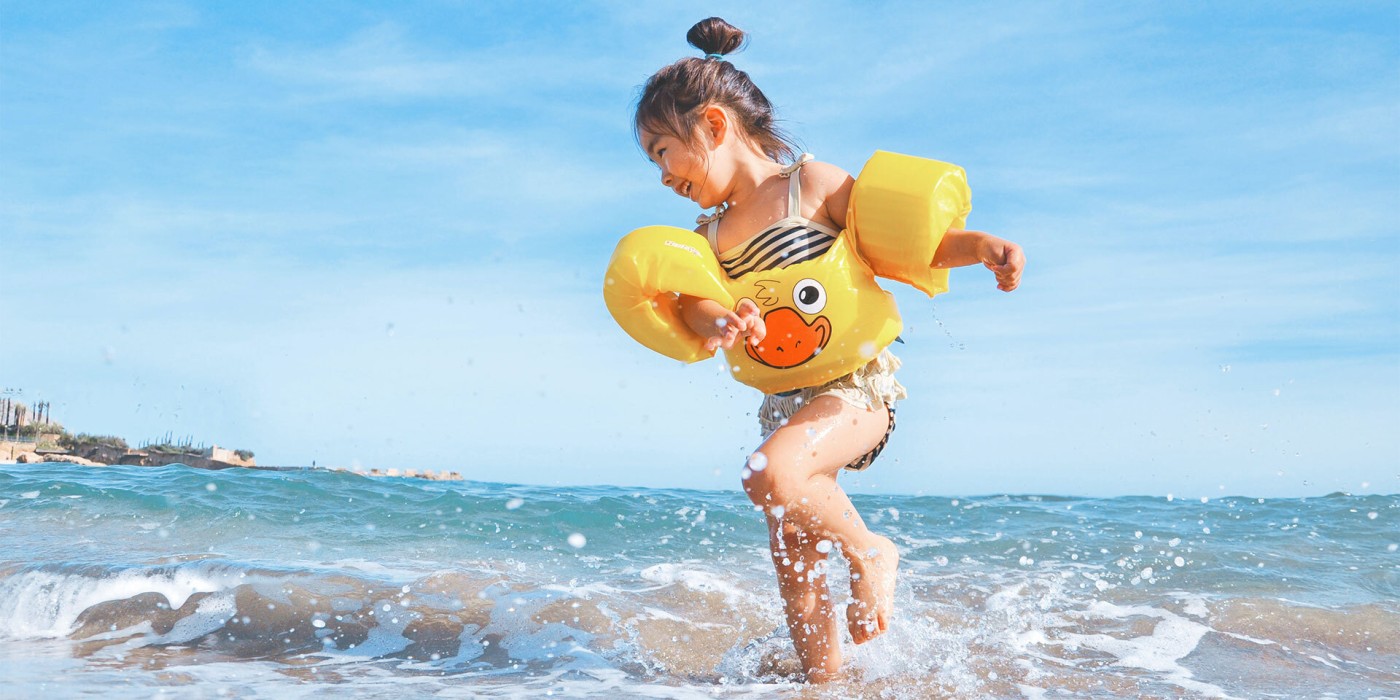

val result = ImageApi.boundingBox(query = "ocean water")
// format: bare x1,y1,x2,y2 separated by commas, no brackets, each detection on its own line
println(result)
0,463,1396,699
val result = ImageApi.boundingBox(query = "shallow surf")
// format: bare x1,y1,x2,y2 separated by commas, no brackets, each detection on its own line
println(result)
1,463,1396,697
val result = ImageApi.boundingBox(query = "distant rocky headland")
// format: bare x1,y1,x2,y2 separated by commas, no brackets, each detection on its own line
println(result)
1,432,256,471
0,394,460,480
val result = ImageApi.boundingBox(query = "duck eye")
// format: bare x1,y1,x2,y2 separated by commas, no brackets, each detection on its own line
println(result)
792,278,827,315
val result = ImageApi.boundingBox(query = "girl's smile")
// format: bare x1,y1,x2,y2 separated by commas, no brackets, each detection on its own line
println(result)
644,131,718,208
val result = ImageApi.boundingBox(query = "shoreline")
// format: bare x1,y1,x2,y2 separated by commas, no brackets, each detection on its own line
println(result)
0,447,463,481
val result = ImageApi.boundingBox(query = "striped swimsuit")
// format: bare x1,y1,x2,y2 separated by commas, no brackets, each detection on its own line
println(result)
704,155,840,278
703,155,897,472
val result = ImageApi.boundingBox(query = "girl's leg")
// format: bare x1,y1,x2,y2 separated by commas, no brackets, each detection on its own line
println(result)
768,516,842,680
743,395,901,678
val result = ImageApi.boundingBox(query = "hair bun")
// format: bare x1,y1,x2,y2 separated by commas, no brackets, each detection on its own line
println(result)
686,17,746,57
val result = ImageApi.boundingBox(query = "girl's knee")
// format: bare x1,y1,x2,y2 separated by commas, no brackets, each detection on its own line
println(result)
740,450,798,506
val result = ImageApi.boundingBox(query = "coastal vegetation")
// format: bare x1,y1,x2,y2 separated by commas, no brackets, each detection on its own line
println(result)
7,422,64,439
140,436,253,460
60,433,129,452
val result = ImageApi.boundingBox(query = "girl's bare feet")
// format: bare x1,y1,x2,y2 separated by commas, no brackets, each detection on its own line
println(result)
846,534,899,644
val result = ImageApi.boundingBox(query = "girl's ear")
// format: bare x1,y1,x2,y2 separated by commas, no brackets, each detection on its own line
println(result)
701,105,729,146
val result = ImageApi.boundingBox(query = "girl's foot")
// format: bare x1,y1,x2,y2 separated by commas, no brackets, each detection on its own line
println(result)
846,535,898,644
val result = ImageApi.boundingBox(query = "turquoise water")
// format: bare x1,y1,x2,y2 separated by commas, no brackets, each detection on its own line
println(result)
1,463,1396,698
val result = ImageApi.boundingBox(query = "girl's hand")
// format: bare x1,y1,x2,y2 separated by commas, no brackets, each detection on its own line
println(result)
978,237,1025,292
735,297,766,347
702,298,767,352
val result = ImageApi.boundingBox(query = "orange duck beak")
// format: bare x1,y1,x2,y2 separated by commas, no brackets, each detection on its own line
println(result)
746,307,831,369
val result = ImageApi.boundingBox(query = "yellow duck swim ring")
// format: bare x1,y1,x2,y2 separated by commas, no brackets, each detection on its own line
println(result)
603,151,972,395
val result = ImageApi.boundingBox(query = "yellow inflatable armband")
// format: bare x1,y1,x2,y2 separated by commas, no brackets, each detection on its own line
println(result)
603,226,734,363
847,150,971,297
605,150,970,394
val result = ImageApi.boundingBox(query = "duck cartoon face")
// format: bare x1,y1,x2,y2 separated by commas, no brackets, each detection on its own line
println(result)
745,278,832,369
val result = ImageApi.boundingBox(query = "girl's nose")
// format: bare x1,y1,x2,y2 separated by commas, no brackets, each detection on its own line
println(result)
660,170,674,188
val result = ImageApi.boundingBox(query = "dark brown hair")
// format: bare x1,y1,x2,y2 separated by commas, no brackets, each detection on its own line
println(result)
634,17,797,163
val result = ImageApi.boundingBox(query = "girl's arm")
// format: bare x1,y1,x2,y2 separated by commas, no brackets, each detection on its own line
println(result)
811,162,1023,291
677,226,765,351
811,163,855,231
678,295,765,352
932,230,1025,292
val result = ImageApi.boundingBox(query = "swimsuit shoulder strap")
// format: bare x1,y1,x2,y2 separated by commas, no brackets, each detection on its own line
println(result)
696,207,725,253
780,153,815,218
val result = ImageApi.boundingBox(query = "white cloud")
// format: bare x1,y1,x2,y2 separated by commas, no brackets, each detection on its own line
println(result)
245,24,486,100
241,21,641,106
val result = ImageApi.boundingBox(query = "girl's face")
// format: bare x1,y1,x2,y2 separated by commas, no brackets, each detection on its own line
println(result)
642,129,723,209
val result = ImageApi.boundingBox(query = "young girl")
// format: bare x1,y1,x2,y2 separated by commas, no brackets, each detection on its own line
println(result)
631,18,1024,682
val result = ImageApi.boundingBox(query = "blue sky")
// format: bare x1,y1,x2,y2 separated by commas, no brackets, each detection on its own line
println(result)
2,1,1396,498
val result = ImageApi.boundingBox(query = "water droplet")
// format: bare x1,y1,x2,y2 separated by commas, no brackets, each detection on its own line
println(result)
815,540,833,554
747,452,768,472
770,505,786,519
568,533,587,549
1174,557,1185,567
205,483,217,492
505,498,524,510
312,619,326,628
